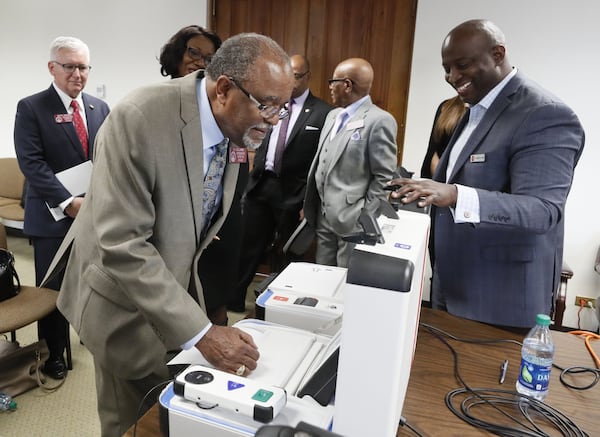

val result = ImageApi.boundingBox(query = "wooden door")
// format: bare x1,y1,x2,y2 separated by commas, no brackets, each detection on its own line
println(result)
209,0,417,164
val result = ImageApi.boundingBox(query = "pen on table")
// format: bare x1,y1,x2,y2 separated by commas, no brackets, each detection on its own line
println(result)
499,359,509,384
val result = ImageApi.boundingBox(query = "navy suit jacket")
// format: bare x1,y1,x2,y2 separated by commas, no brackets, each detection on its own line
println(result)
247,92,332,207
14,85,110,238
432,72,585,327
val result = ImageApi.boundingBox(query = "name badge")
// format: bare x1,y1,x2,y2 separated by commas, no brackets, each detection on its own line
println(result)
54,113,73,123
470,153,486,163
346,119,364,130
229,147,247,163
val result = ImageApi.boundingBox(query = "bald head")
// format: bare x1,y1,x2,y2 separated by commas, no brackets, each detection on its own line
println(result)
290,54,311,98
444,19,507,54
441,19,512,105
329,58,374,107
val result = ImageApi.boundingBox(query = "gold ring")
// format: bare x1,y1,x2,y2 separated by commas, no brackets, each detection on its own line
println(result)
235,365,246,376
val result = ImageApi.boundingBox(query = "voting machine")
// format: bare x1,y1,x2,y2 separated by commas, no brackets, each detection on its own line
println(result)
160,209,430,437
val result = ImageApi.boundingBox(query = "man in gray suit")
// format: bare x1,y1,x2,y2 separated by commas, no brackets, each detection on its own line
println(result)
390,20,585,329
303,58,398,267
52,33,294,436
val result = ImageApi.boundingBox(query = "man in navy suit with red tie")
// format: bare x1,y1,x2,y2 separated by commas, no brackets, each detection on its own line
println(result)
14,36,110,378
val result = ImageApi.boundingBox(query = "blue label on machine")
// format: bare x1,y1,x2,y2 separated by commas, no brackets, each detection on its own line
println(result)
228,381,245,391
256,289,274,306
394,243,411,250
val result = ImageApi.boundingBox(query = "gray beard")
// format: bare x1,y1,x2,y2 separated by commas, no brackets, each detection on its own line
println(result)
243,125,272,150
243,133,261,150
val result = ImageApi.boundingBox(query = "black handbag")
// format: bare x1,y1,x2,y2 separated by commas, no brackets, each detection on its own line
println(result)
0,248,20,302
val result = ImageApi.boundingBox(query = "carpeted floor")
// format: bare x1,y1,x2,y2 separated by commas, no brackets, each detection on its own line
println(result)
1,234,100,437
0,233,255,437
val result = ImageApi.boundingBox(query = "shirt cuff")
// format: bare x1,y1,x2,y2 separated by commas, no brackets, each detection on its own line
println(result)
181,322,213,350
453,184,480,223
59,196,75,212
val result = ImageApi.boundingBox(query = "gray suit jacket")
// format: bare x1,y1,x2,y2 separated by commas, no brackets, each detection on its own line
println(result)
55,72,239,378
432,71,585,327
304,97,398,235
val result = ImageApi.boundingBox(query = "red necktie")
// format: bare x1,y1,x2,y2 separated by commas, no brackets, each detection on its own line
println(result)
70,100,89,158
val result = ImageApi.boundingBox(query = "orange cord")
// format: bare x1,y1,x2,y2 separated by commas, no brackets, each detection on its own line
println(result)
568,330,600,368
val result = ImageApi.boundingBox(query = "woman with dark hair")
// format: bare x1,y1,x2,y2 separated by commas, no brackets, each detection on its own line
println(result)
159,25,222,78
420,95,468,178
159,26,249,325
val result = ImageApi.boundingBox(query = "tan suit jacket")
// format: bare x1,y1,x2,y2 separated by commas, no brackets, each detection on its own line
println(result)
55,71,239,379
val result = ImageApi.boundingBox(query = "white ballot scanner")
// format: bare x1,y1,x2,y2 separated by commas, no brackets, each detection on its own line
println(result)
160,209,430,437
255,262,347,335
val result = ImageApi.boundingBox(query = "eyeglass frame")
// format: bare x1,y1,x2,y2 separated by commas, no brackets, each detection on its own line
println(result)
227,76,289,120
185,46,214,64
327,77,354,85
294,70,310,80
51,61,92,74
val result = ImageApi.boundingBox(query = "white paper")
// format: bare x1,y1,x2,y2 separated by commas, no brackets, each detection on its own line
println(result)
46,161,93,221
168,323,319,388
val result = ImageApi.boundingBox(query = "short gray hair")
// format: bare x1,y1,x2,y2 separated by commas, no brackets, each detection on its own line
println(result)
205,32,289,82
49,36,90,61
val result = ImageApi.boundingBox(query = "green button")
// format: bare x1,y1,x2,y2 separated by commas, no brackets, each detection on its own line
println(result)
252,389,274,403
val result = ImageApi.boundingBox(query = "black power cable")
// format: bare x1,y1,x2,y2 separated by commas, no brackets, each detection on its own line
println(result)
132,380,171,437
419,323,590,437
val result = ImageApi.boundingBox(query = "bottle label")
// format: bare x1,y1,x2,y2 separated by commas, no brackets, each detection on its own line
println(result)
517,358,551,392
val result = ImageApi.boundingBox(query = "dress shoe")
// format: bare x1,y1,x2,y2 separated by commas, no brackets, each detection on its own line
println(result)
43,357,67,380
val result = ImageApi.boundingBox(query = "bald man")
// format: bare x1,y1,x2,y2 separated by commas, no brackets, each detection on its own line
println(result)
389,20,584,329
230,55,332,311
303,58,398,267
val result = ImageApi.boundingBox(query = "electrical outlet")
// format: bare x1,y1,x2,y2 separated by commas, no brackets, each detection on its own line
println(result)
574,296,596,308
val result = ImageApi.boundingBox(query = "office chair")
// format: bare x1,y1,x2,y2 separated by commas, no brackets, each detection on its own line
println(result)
0,223,72,369
551,262,573,330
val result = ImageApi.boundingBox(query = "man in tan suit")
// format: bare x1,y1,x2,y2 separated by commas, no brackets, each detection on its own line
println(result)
53,33,294,436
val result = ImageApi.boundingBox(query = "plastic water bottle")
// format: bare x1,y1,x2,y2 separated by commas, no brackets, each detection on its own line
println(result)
0,392,17,411
516,314,554,401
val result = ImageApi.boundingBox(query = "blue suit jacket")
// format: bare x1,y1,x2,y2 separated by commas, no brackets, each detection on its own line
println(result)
14,85,110,238
432,72,585,327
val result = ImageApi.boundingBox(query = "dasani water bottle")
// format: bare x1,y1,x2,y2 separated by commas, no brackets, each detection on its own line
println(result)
516,314,554,401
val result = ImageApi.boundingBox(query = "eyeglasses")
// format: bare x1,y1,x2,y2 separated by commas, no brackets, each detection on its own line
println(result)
186,46,213,64
52,61,92,74
328,77,353,85
228,76,289,120
294,71,309,80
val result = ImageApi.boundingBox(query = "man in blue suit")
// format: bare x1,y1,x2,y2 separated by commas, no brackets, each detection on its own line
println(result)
389,19,584,329
14,36,110,378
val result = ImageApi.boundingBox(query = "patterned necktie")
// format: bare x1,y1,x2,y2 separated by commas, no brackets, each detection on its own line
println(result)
273,99,294,175
201,138,229,238
70,100,88,158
